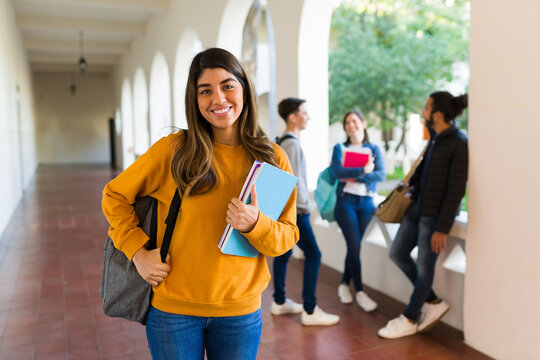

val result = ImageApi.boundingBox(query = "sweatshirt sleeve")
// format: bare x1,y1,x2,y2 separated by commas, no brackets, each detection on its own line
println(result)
102,135,175,260
241,145,299,257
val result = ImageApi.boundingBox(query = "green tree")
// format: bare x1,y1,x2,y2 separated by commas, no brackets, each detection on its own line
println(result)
329,0,469,152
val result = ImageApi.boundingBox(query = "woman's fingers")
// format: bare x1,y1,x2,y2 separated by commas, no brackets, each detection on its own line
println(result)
230,198,244,210
149,275,164,285
153,269,169,279
158,261,171,273
133,247,172,285
147,270,169,286
226,193,259,232
250,185,258,207
227,205,238,218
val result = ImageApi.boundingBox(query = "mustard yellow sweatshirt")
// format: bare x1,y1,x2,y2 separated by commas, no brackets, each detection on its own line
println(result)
102,132,299,317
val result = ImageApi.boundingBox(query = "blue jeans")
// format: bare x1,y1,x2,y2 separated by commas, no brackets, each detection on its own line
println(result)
273,213,321,313
146,306,262,360
389,200,439,321
334,193,375,292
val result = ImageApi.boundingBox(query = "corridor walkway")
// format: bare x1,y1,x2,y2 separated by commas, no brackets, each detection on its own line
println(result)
0,166,491,360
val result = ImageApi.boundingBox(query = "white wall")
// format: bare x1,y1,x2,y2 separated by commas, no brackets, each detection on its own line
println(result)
0,0,37,236
465,1,540,359
34,72,115,164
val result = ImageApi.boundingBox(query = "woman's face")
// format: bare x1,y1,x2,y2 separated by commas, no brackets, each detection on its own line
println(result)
196,67,244,134
344,113,366,137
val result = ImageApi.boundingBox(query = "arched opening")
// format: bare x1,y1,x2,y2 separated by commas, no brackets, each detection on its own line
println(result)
149,52,172,144
173,29,203,129
133,67,150,156
328,0,470,176
322,0,471,332
217,0,253,58
262,0,335,186
121,79,135,168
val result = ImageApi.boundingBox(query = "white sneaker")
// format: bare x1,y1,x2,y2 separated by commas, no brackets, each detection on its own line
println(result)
270,299,303,315
337,284,353,304
356,291,378,312
418,300,450,332
377,314,418,339
301,306,340,326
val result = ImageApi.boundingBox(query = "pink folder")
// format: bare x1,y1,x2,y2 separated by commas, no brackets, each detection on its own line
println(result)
342,149,371,168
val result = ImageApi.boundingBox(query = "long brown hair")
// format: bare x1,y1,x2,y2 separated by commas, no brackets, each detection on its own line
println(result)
171,47,276,197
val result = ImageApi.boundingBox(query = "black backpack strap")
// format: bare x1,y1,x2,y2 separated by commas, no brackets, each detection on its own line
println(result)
160,189,181,262
276,134,295,145
147,199,158,249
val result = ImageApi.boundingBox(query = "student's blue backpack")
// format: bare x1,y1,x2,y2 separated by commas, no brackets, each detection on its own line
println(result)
314,144,344,222
314,166,339,222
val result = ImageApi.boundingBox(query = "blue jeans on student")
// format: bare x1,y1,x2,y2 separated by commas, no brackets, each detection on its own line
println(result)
389,200,439,321
334,193,376,292
273,213,321,313
146,306,262,360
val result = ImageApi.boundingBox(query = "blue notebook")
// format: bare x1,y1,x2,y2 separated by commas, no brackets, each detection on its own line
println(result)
218,161,298,257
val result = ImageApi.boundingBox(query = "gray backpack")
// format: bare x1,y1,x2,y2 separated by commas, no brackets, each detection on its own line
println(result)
99,190,180,324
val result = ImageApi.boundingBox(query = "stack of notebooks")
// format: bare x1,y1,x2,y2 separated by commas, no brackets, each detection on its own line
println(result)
218,161,298,258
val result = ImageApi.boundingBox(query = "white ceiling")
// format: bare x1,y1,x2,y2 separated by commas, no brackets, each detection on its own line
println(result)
12,0,168,73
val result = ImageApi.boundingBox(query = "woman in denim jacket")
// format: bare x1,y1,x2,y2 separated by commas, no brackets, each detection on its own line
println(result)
330,110,385,312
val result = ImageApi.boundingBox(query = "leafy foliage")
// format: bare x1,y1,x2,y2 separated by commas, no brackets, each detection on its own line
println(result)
386,165,405,180
329,0,469,150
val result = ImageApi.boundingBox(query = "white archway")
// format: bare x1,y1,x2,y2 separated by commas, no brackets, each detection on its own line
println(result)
121,79,135,168
173,29,203,129
299,0,335,187
267,0,335,187
149,52,172,144
133,67,150,155
217,0,253,57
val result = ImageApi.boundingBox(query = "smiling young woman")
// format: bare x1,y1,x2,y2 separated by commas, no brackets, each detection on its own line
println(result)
102,48,299,360
330,110,386,312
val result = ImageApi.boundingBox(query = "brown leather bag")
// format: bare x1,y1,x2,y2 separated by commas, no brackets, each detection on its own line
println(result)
376,145,428,223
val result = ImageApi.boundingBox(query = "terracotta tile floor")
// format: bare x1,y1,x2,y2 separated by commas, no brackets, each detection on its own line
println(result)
0,166,492,360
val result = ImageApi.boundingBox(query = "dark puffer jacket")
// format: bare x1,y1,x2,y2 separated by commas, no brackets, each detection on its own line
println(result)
410,124,468,234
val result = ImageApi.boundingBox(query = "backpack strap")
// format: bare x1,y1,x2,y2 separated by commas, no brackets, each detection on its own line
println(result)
403,142,429,185
156,128,186,261
159,189,181,262
148,199,158,249
276,134,295,145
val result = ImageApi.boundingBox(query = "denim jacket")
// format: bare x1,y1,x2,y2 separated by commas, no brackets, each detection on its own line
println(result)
330,142,386,195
